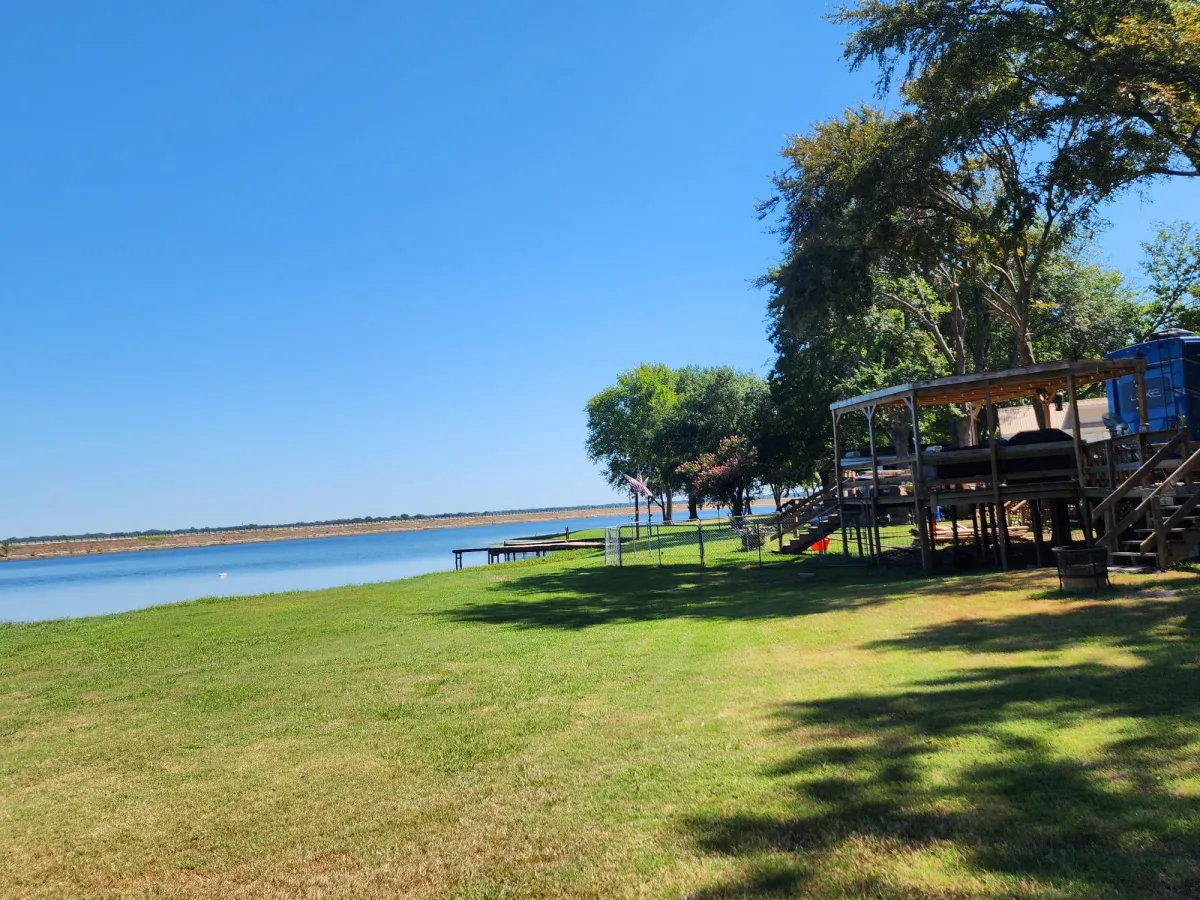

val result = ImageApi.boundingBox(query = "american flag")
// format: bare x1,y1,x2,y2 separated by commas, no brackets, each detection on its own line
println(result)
623,473,654,499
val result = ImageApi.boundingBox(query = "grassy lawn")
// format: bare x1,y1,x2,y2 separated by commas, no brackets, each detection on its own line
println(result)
2,554,1199,898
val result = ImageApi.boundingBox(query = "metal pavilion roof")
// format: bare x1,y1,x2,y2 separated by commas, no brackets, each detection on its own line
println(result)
829,358,1147,417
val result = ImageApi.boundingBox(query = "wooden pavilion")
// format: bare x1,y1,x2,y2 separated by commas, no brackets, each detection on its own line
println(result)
828,359,1159,573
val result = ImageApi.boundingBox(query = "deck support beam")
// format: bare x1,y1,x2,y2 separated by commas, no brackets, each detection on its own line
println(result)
1066,372,1094,546
865,404,882,565
1136,369,1150,432
986,387,1010,571
907,394,933,573
833,410,849,557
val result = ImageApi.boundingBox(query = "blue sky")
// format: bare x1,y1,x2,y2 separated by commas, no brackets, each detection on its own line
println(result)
4,2,1199,537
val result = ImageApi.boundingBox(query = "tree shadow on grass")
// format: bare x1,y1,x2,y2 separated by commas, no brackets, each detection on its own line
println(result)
868,575,1200,660
685,586,1200,898
443,563,922,630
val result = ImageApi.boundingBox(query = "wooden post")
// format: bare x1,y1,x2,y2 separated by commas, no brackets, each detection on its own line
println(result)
908,394,933,573
950,504,960,568
979,503,991,561
1105,441,1118,492
866,404,881,565
991,503,1002,566
1152,496,1169,569
1136,369,1150,432
1102,442,1118,553
986,386,1010,570
1066,373,1094,546
1030,501,1046,566
833,411,849,557
972,504,983,558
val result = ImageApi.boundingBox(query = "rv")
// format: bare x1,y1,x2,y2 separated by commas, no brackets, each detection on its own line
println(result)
1105,329,1200,438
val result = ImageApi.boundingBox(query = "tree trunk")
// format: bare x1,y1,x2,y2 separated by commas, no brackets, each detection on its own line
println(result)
664,493,673,523
687,494,699,520
1016,324,1048,430
957,406,979,447
885,411,910,456
950,282,967,377
634,494,640,539
772,484,783,512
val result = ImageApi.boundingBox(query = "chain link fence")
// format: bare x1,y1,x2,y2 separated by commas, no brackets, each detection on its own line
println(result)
596,506,942,570
603,517,770,568
817,504,923,567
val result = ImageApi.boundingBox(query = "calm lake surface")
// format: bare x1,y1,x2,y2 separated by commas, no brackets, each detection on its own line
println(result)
0,510,725,624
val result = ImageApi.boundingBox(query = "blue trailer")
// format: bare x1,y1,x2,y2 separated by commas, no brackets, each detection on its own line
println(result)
1105,329,1200,438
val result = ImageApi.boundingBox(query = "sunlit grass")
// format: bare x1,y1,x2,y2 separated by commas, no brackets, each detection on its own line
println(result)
2,554,1198,897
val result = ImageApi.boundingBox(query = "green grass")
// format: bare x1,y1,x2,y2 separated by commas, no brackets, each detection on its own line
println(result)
2,553,1199,898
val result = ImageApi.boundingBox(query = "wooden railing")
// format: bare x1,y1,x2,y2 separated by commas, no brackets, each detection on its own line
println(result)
1091,430,1187,523
1147,488,1200,550
781,485,837,521
1099,445,1200,565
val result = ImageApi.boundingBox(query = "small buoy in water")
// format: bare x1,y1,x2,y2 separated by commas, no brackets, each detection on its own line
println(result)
219,573,228,579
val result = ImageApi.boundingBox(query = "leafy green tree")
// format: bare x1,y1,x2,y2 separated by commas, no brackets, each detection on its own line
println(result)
586,365,772,521
678,436,759,519
1031,253,1145,361
584,364,680,521
1141,221,1200,333
752,386,810,511
764,106,1110,385
665,367,768,518
763,107,1103,438
838,0,1200,182
766,293,952,495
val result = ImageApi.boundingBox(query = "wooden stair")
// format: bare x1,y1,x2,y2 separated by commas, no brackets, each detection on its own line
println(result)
777,497,841,555
1095,431,1200,570
1108,509,1200,567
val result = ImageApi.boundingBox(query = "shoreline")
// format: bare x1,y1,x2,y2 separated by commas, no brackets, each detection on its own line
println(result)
0,504,650,563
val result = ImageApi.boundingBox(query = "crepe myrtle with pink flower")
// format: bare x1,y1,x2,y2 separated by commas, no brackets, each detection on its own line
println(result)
678,435,759,519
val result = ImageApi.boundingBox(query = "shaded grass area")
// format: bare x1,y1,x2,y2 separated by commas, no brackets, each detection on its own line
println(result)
1,554,1199,897
690,593,1200,897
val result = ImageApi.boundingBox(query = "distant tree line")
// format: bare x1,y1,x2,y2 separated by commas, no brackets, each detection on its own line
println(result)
3,503,633,545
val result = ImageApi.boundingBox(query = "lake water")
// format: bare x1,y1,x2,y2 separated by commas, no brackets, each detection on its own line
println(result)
0,509,725,624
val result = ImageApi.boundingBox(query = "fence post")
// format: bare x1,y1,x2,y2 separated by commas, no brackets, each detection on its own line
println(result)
657,526,663,567
618,526,623,567
698,522,705,567
757,526,763,568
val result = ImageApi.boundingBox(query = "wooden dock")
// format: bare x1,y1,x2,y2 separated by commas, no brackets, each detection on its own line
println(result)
452,540,604,569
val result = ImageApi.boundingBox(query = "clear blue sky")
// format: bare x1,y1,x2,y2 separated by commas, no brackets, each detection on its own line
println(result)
4,2,1199,537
